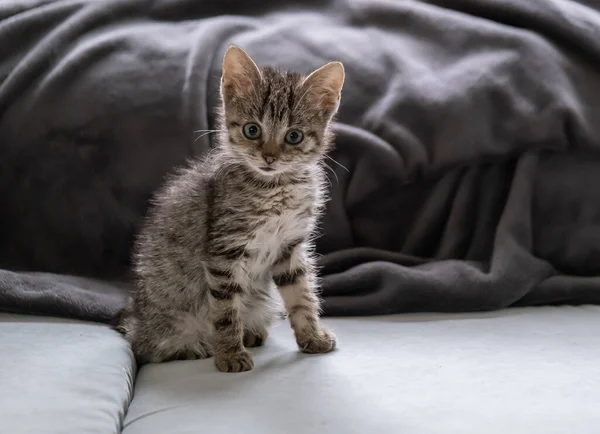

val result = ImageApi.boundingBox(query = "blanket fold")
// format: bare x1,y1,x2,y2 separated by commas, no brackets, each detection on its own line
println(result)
2,0,600,321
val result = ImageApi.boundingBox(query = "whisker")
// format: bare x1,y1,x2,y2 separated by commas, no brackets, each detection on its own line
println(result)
323,162,338,185
325,170,334,187
322,171,333,188
193,130,220,143
203,147,218,160
193,129,223,134
325,154,349,172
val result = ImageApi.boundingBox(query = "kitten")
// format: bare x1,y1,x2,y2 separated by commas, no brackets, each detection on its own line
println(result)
116,45,344,373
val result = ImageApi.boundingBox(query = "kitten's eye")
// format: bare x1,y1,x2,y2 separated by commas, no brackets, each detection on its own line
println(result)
285,129,304,145
243,123,261,140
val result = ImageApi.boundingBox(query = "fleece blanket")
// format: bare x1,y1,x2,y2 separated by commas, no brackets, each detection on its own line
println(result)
2,0,600,323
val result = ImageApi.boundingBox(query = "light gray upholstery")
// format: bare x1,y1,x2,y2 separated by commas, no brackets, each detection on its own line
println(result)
0,314,135,434
3,307,598,434
123,306,600,434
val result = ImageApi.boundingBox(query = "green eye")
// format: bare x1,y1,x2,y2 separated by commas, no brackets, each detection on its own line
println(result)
243,123,261,140
285,129,304,145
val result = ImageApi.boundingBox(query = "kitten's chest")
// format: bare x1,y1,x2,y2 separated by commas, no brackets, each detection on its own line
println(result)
242,187,314,275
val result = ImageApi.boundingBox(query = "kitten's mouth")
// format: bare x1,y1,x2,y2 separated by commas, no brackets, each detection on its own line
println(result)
258,166,275,172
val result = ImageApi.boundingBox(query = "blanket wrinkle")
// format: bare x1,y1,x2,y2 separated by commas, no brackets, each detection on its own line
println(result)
2,0,600,321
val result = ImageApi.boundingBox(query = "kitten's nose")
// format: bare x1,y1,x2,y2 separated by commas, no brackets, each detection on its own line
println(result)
262,154,277,165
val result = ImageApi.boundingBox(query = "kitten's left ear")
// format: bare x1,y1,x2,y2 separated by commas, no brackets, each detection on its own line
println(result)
301,61,345,118
221,45,262,103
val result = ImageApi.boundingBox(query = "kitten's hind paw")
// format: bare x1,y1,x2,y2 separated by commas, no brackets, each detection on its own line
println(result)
163,347,212,362
243,330,268,348
215,350,254,372
297,328,337,354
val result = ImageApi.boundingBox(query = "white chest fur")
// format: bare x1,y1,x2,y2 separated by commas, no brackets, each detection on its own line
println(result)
244,207,311,277
241,180,316,278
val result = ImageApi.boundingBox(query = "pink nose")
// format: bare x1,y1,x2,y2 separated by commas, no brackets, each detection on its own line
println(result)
263,154,277,165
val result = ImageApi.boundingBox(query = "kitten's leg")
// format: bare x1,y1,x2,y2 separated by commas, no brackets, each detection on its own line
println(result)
120,310,212,363
117,278,213,363
272,244,336,354
207,271,254,372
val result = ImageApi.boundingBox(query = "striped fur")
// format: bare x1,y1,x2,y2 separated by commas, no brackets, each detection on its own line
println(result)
116,46,343,372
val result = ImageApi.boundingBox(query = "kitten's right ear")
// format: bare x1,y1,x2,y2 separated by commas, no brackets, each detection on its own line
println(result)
221,45,262,103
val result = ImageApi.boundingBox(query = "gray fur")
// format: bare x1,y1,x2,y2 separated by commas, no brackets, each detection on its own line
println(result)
117,46,344,372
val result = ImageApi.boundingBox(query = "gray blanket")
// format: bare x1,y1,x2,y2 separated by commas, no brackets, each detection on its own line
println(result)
2,0,600,323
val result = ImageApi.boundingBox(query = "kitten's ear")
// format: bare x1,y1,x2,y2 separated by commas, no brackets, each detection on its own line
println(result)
221,45,262,103
301,61,345,118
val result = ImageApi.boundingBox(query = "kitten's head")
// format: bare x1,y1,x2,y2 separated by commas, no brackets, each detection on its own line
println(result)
219,45,344,177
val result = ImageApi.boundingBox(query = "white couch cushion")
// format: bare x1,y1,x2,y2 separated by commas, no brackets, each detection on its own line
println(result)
0,314,135,434
122,306,600,434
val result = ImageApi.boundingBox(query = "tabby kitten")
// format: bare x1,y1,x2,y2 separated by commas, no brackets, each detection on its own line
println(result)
117,45,344,373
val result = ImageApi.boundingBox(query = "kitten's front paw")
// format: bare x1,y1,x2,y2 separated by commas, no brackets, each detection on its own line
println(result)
215,350,254,373
297,328,337,354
